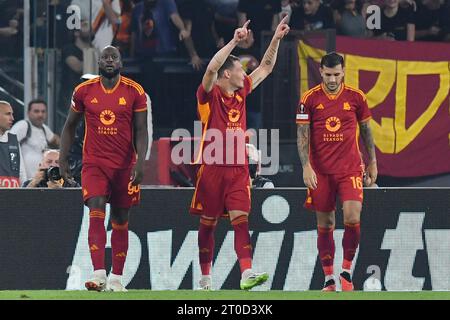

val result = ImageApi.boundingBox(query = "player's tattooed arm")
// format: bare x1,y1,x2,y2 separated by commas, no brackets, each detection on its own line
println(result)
297,124,310,167
260,42,279,69
249,16,289,90
297,124,318,189
360,120,378,184
248,39,280,90
202,21,251,92
252,77,264,88
359,121,376,163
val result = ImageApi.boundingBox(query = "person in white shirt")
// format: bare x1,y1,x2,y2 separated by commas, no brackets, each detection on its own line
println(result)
0,101,27,187
10,99,60,179
71,0,121,52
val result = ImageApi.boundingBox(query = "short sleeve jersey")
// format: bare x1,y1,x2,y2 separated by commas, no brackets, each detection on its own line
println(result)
296,84,372,174
195,75,253,166
71,76,147,169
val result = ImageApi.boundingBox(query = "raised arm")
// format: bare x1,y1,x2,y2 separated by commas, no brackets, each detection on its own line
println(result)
359,120,378,185
181,19,205,71
249,15,290,90
237,11,247,28
102,0,120,26
170,12,190,41
202,20,251,92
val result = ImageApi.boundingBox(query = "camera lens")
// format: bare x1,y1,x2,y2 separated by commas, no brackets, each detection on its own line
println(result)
47,166,61,181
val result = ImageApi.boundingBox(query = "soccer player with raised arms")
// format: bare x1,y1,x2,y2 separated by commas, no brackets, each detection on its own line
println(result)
296,52,377,291
59,46,148,292
190,17,290,290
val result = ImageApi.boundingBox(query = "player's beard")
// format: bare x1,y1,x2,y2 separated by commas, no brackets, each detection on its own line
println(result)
99,67,120,79
325,80,341,93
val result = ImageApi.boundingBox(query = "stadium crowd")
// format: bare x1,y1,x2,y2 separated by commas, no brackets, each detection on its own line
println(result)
2,0,450,72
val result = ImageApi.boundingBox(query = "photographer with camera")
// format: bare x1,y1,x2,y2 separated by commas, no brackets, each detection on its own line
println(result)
23,149,78,188
247,143,275,189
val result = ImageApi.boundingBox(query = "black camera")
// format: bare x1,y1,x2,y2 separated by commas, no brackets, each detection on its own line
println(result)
252,176,275,189
43,166,62,182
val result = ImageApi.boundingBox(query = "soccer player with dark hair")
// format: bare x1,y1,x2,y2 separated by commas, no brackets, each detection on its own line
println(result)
59,46,148,292
190,17,290,290
296,52,377,291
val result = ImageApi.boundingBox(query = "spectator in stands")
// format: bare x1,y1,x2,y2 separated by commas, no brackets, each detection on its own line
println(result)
246,143,275,188
0,101,26,187
177,0,220,71
237,0,281,51
237,0,281,130
131,0,159,59
131,0,189,57
279,0,295,24
0,0,23,57
446,0,450,41
114,0,134,56
59,19,92,119
400,0,417,10
372,0,415,41
131,0,190,127
10,99,61,179
332,0,368,37
0,16,19,38
131,0,160,124
414,0,450,42
22,149,78,188
71,0,121,52
209,0,239,44
290,0,335,31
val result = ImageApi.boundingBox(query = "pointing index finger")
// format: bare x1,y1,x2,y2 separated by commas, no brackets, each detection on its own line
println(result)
280,15,289,25
242,20,251,29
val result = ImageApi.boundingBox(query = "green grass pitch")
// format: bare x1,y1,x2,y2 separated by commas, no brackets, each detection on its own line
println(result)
0,290,449,300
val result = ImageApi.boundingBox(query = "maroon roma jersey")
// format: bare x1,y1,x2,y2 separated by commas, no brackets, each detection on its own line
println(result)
195,76,253,166
296,83,372,174
71,76,147,169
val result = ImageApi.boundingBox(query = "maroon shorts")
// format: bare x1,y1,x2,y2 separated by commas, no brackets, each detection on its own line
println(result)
190,165,251,218
81,164,140,208
304,171,363,212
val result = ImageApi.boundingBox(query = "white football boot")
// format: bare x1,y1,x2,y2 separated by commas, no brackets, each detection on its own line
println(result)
197,275,212,290
106,273,128,292
85,270,107,292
